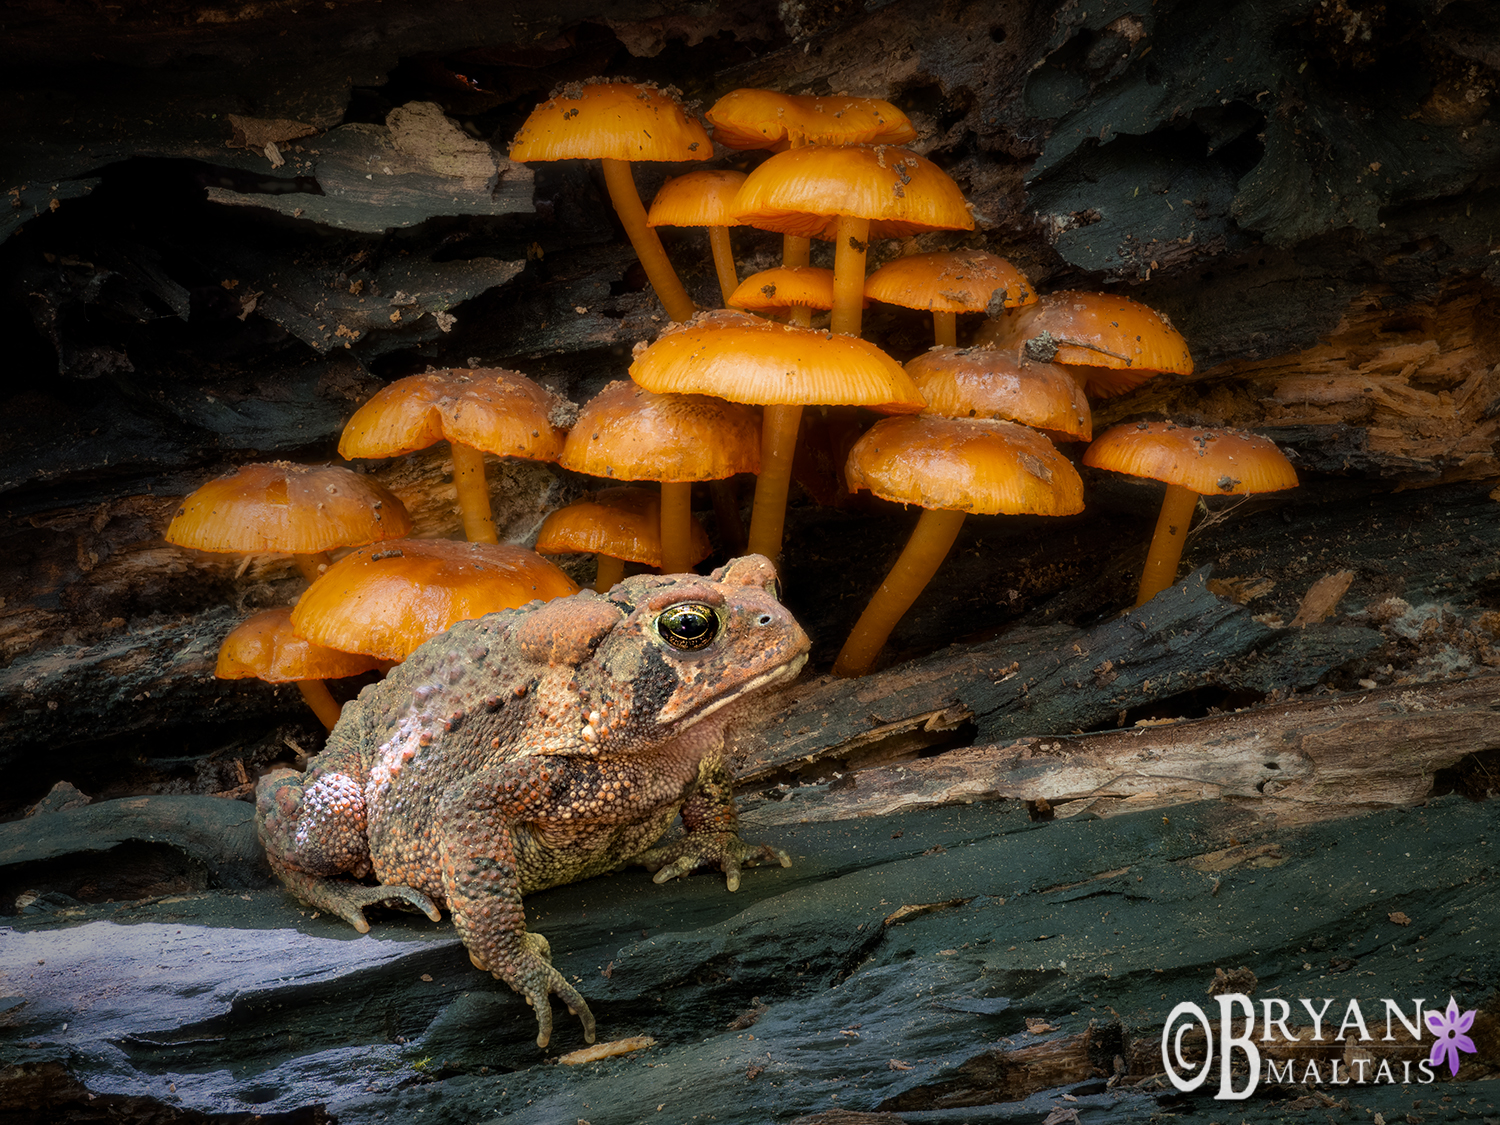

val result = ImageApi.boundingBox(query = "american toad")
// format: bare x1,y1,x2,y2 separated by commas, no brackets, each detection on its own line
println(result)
256,555,807,1048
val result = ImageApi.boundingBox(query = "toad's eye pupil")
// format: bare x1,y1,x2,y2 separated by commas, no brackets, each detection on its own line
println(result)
657,603,719,651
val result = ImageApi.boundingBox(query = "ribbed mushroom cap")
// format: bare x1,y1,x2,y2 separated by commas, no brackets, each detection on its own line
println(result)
865,250,1035,313
535,486,711,567
166,462,412,555
732,144,974,241
338,368,569,462
977,290,1193,377
706,89,918,151
291,539,579,661
560,380,761,481
1082,422,1299,495
646,169,748,228
216,606,384,682
846,415,1085,516
630,318,925,411
727,266,839,312
509,81,711,163
901,347,1092,442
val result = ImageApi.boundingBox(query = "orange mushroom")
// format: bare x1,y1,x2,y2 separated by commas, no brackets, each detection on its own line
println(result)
535,486,711,590
511,81,711,323
706,89,917,271
166,461,412,583
291,539,578,661
733,144,973,337
975,290,1192,398
630,316,924,560
559,380,760,575
338,368,569,544
216,606,385,729
705,89,917,151
833,415,1084,677
727,266,843,328
1082,421,1299,606
864,250,1036,347
647,169,748,306
899,346,1092,442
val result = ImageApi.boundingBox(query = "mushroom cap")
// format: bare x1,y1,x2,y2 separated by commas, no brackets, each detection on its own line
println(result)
976,290,1193,378
1082,422,1299,495
727,266,841,312
706,89,918,150
338,368,570,462
732,144,974,240
559,380,761,482
291,539,579,660
166,461,413,555
846,415,1085,516
901,346,1092,442
864,250,1036,313
216,606,384,682
630,317,925,411
646,169,748,228
509,81,711,163
535,486,711,567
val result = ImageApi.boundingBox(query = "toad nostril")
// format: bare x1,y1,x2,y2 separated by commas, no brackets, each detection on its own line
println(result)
756,613,774,626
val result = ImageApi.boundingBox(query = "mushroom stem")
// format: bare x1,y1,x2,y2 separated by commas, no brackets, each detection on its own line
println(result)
932,310,958,348
294,552,332,584
296,679,344,731
450,442,499,543
1136,482,1200,606
707,226,740,306
829,214,871,337
601,158,698,323
783,234,811,269
833,507,966,677
594,554,626,591
746,403,803,560
658,480,695,574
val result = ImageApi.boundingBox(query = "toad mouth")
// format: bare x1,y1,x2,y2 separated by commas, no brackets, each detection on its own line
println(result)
668,652,808,729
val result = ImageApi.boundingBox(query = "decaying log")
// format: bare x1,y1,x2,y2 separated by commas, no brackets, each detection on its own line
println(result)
742,672,1500,833
732,570,1382,784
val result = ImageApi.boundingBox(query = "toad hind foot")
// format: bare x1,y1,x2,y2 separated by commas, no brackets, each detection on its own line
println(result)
475,931,596,1049
272,866,442,934
636,831,792,892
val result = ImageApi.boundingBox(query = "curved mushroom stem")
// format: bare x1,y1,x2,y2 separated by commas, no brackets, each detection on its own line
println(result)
601,158,698,323
296,679,344,731
830,214,871,337
932,310,958,348
833,507,966,678
707,226,739,307
594,554,626,591
450,442,498,543
658,480,695,574
1136,482,1200,606
746,403,803,561
294,552,332,584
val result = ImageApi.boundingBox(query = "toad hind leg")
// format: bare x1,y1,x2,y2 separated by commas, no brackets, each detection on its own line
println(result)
256,767,442,932
437,776,596,1049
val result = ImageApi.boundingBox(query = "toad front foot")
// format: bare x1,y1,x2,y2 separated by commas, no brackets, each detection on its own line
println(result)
635,831,792,892
475,930,596,1049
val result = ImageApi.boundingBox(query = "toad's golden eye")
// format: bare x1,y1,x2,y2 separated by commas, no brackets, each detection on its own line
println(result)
656,603,720,651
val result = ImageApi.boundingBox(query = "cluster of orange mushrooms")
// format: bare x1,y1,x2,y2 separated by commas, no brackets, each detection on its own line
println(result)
166,80,1301,728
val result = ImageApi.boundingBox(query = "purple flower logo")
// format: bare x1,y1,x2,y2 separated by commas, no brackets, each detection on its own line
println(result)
1426,996,1477,1077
